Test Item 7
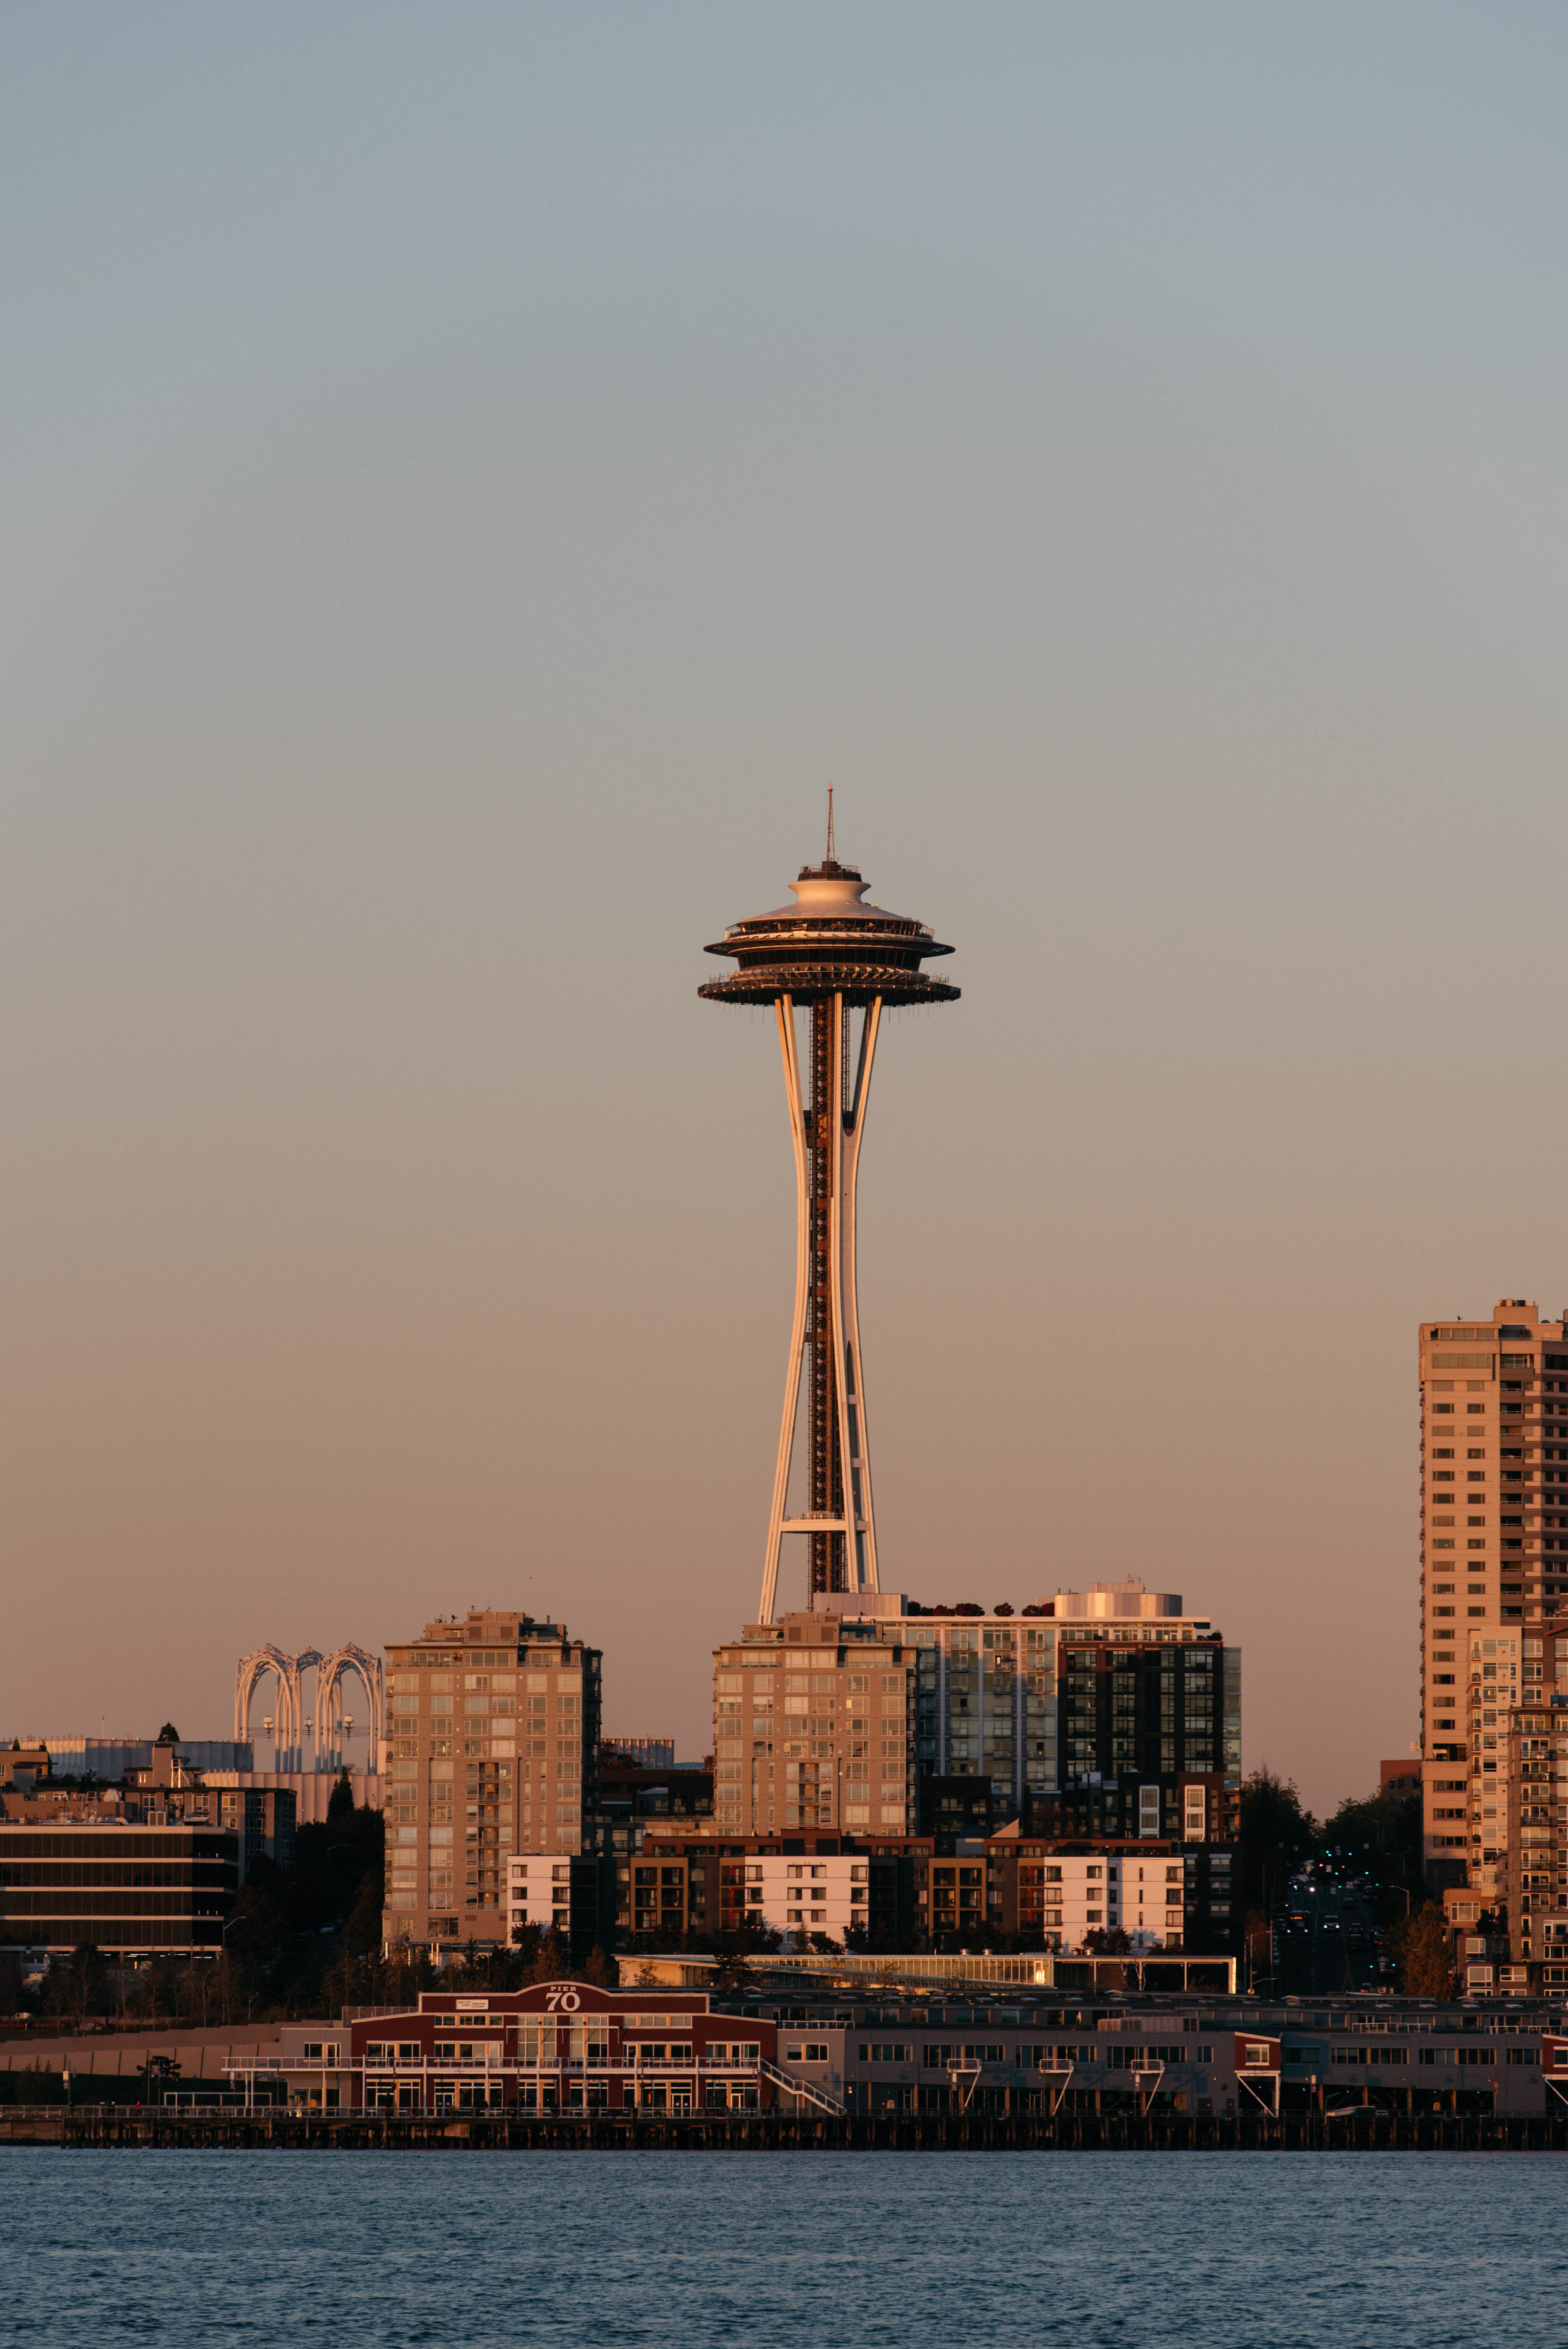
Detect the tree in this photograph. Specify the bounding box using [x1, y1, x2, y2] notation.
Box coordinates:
[1320, 1787, 1421, 1894]
[68, 1944, 111, 2018]
[1242, 1909, 1273, 1990]
[0, 1952, 24, 2016]
[1395, 1902, 1453, 1998]
[531, 1929, 569, 1983]
[156, 1723, 181, 1744]
[711, 1948, 758, 1993]
[137, 2053, 181, 2097]
[1082, 1927, 1131, 1956]
[342, 1867, 385, 1956]
[1239, 1768, 1318, 1916]
[326, 1768, 355, 1826]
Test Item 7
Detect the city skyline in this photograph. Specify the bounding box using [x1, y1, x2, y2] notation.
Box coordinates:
[8, 9, 1568, 1818]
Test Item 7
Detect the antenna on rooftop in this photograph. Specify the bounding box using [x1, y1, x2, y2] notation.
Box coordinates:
[825, 784, 835, 866]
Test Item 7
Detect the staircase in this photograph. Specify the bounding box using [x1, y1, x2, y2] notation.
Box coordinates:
[760, 2058, 846, 2117]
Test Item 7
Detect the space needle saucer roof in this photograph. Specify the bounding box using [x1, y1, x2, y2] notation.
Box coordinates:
[699, 854, 959, 1009]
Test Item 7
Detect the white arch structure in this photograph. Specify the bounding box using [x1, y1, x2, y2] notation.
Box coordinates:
[235, 1645, 322, 1774]
[314, 1644, 383, 1771]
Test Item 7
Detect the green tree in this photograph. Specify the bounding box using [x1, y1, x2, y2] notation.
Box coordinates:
[1395, 1902, 1453, 1998]
[0, 1951, 25, 2015]
[1239, 1768, 1318, 1916]
[326, 1768, 355, 1826]
[509, 1920, 544, 1970]
[711, 1947, 758, 1993]
[137, 2052, 181, 2094]
[342, 1865, 386, 1956]
[531, 1929, 569, 1983]
[68, 1943, 112, 2018]
[1320, 1786, 1421, 1894]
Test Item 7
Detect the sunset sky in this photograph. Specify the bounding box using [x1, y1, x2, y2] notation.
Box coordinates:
[5, 4, 1567, 1815]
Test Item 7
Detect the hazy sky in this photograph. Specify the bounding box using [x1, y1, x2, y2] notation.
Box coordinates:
[4, 5, 1566, 1816]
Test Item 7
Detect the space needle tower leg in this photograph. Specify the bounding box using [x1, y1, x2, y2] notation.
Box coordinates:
[760, 996, 810, 1626]
[758, 991, 883, 1623]
[839, 994, 881, 1593]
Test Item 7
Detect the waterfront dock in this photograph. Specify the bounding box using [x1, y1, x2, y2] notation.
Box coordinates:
[4, 2102, 1567, 2153]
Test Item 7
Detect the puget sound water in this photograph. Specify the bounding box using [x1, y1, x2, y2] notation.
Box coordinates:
[3, 2148, 1566, 2346]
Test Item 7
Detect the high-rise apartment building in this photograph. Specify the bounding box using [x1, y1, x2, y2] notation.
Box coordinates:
[382, 1608, 601, 1949]
[711, 1582, 1239, 1845]
[712, 1604, 914, 1838]
[1500, 1695, 1568, 1982]
[1419, 1300, 1568, 1907]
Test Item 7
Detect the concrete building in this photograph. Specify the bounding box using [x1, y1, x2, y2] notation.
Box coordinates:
[633, 1821, 1234, 1958]
[233, 1981, 784, 2117]
[1499, 1697, 1568, 1983]
[627, 1830, 930, 1949]
[712, 1604, 914, 1838]
[0, 1729, 372, 1825]
[203, 1769, 381, 1827]
[381, 1607, 602, 1951]
[0, 1744, 52, 1790]
[765, 2001, 1555, 2121]
[711, 1583, 1239, 1846]
[1, 1782, 294, 1883]
[9, 1737, 255, 1783]
[590, 1760, 714, 1908]
[1419, 1301, 1568, 1899]
[0, 1818, 238, 1955]
[506, 1852, 616, 1965]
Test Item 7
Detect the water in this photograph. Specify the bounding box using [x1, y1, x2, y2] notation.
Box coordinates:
[3, 2149, 1566, 2345]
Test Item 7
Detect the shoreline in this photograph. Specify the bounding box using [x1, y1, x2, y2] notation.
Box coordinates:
[5, 2108, 1567, 2154]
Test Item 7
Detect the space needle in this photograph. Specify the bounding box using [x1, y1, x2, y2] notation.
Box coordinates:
[700, 798, 959, 1623]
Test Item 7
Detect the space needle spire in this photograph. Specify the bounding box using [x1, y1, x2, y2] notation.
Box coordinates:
[699, 808, 959, 1622]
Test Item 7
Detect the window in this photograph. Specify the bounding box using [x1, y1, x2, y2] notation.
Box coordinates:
[785, 2043, 829, 2063]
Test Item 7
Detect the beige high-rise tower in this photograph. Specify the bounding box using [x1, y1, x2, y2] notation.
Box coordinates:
[381, 1608, 601, 1950]
[1419, 1301, 1568, 1912]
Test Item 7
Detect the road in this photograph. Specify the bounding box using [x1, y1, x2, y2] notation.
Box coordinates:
[1264, 1867, 1397, 1996]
